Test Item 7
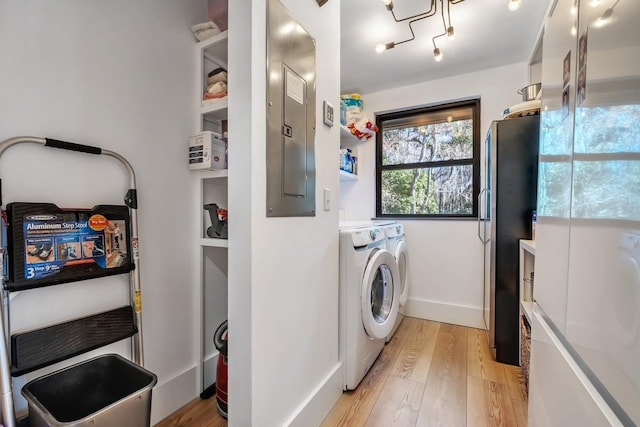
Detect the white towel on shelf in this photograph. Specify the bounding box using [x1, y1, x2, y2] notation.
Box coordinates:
[190, 21, 221, 42]
[208, 71, 228, 86]
[207, 81, 227, 96]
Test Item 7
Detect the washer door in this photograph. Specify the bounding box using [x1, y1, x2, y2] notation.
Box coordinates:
[395, 240, 409, 307]
[361, 249, 400, 339]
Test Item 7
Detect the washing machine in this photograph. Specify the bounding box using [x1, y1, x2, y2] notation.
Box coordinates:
[339, 219, 395, 232]
[339, 226, 400, 390]
[383, 223, 409, 342]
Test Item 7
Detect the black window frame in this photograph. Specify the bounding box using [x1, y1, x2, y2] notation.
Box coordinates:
[375, 98, 481, 219]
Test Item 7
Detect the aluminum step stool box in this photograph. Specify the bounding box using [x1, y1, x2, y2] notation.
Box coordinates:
[188, 131, 227, 170]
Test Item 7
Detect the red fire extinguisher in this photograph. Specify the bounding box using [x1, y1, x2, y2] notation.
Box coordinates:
[214, 320, 228, 419]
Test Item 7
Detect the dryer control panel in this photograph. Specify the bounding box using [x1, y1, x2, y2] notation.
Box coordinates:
[349, 227, 385, 248]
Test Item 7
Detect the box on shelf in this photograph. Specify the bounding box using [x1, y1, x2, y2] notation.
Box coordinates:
[189, 131, 227, 170]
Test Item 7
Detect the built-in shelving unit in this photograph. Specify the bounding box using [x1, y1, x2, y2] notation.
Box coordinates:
[519, 239, 536, 325]
[519, 239, 536, 377]
[194, 28, 229, 393]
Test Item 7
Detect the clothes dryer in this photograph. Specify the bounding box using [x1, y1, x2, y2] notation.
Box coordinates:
[339, 219, 395, 232]
[339, 226, 400, 390]
[383, 223, 409, 342]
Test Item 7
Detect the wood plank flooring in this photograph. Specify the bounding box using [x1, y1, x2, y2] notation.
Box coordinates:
[155, 393, 226, 427]
[155, 317, 527, 427]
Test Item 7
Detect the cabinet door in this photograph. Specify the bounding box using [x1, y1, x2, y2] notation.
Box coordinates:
[528, 310, 622, 427]
[563, 0, 640, 424]
[534, 0, 577, 333]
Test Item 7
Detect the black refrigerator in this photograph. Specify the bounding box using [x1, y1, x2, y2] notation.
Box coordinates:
[479, 114, 539, 365]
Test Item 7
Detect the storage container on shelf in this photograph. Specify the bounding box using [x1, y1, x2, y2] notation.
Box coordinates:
[340, 94, 363, 126]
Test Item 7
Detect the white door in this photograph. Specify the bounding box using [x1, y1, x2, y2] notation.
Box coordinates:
[361, 249, 400, 339]
[394, 241, 409, 307]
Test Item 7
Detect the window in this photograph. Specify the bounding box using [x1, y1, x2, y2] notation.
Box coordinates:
[376, 99, 480, 218]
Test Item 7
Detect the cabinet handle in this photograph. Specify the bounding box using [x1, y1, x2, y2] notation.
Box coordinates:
[477, 188, 487, 244]
[484, 189, 491, 244]
[45, 138, 102, 155]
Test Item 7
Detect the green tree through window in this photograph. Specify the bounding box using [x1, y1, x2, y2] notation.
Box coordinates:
[376, 99, 480, 217]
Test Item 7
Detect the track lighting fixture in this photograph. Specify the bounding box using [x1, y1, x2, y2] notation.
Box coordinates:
[593, 0, 618, 27]
[376, 0, 465, 63]
[508, 0, 522, 11]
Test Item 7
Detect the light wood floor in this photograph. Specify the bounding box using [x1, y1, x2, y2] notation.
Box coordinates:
[156, 317, 527, 427]
[155, 392, 227, 427]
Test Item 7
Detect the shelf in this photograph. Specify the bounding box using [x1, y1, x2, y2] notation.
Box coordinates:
[340, 125, 352, 138]
[520, 239, 536, 255]
[197, 30, 228, 68]
[340, 124, 375, 143]
[200, 238, 229, 248]
[520, 300, 534, 324]
[198, 169, 228, 181]
[201, 98, 228, 122]
[340, 170, 358, 181]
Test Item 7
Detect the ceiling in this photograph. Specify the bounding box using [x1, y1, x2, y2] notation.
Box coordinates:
[340, 0, 550, 94]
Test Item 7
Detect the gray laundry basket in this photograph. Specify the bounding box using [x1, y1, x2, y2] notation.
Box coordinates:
[21, 354, 157, 427]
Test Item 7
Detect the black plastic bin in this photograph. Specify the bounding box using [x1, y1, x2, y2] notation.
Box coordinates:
[21, 354, 157, 427]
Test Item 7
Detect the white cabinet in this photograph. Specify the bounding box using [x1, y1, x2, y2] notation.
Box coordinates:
[194, 31, 229, 391]
[528, 309, 622, 427]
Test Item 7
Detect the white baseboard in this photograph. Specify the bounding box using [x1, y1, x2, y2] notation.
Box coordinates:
[284, 363, 343, 427]
[150, 365, 199, 425]
[405, 297, 485, 329]
[203, 351, 220, 390]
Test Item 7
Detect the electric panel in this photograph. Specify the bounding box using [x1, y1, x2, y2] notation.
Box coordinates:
[266, 0, 316, 217]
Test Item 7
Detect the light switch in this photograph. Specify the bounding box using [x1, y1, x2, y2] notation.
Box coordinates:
[324, 188, 331, 211]
[323, 101, 334, 127]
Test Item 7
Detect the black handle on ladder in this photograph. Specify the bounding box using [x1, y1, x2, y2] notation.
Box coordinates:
[45, 138, 102, 155]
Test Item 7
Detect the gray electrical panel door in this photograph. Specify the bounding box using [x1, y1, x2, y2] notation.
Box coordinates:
[266, 0, 316, 217]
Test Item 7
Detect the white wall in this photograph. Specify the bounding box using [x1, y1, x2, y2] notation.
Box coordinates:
[340, 62, 530, 328]
[228, 0, 341, 425]
[0, 1, 205, 423]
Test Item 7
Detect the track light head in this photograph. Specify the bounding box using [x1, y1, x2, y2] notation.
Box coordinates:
[381, 0, 394, 11]
[508, 0, 522, 11]
[594, 7, 614, 27]
[433, 47, 443, 62]
[447, 26, 455, 41]
[375, 42, 395, 53]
